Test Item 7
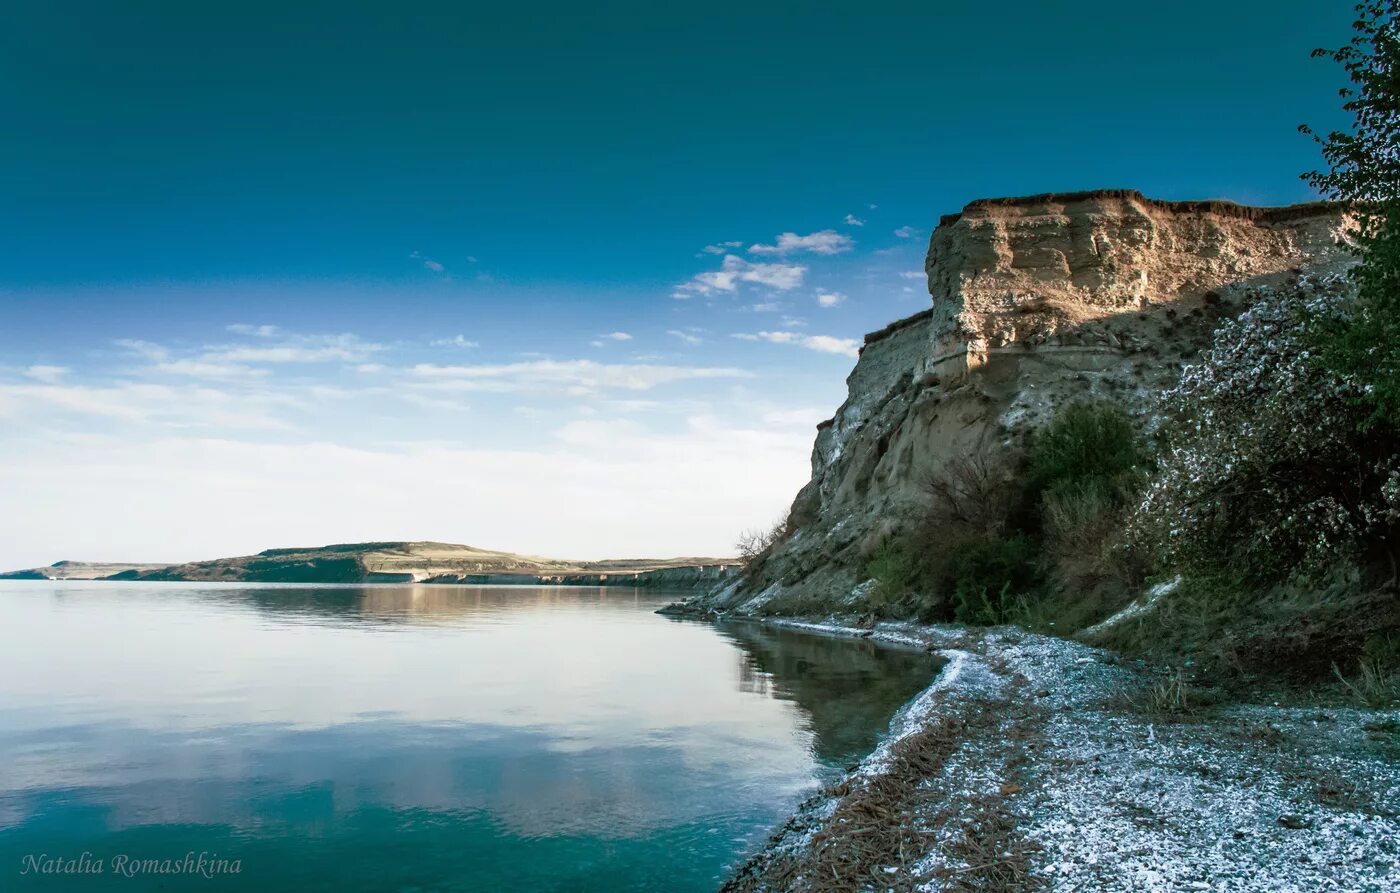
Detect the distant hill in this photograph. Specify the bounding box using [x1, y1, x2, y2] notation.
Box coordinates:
[1, 542, 738, 588]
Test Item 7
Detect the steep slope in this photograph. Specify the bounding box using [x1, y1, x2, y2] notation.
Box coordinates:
[704, 190, 1356, 611]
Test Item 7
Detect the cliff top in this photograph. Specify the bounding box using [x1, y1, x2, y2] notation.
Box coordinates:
[936, 188, 1344, 228]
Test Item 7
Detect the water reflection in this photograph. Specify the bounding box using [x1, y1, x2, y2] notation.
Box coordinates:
[0, 583, 934, 892]
[719, 623, 942, 767]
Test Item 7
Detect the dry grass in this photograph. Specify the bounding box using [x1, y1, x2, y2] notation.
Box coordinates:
[724, 715, 977, 893]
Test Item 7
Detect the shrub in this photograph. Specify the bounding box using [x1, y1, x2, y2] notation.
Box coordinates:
[1026, 400, 1146, 502]
[918, 442, 1025, 537]
[1131, 281, 1400, 583]
[939, 534, 1039, 625]
[865, 542, 919, 615]
[1335, 633, 1400, 707]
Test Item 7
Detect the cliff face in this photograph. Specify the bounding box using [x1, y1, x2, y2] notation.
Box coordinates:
[710, 190, 1356, 611]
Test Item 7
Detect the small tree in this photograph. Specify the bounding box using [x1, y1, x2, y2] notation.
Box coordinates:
[736, 512, 788, 565]
[1131, 279, 1400, 583]
[1303, 1, 1400, 424]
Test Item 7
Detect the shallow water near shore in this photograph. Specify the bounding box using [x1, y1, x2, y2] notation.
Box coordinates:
[0, 582, 936, 891]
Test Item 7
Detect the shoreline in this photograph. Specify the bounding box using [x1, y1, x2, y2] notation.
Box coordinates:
[696, 612, 1400, 892]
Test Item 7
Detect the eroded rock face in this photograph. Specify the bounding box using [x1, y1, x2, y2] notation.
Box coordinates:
[926, 190, 1353, 377]
[705, 190, 1356, 612]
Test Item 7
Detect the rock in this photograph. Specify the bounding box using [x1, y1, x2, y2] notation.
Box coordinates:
[1278, 814, 1308, 830]
[701, 190, 1356, 614]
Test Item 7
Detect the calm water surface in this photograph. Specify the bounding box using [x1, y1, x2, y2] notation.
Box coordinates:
[0, 582, 936, 892]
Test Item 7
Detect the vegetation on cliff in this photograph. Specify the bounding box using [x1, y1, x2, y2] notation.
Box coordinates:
[731, 6, 1400, 703]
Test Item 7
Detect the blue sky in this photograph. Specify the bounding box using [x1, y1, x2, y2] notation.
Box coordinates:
[0, 1, 1356, 566]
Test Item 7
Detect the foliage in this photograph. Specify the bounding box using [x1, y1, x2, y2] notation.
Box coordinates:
[1131, 280, 1400, 583]
[939, 534, 1039, 625]
[1304, 2, 1400, 425]
[865, 541, 920, 613]
[1335, 633, 1400, 706]
[1026, 400, 1147, 503]
[918, 443, 1025, 537]
[736, 511, 788, 565]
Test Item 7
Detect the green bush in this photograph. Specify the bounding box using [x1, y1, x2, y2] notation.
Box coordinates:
[940, 534, 1039, 625]
[1026, 400, 1146, 502]
[865, 542, 919, 615]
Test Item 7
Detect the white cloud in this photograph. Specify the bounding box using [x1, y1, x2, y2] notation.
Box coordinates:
[202, 333, 384, 365]
[816, 292, 846, 308]
[899, 270, 925, 280]
[732, 331, 861, 357]
[0, 381, 299, 430]
[750, 301, 783, 312]
[701, 240, 744, 255]
[410, 250, 447, 273]
[748, 230, 853, 256]
[226, 324, 281, 337]
[153, 360, 269, 380]
[22, 365, 69, 384]
[843, 214, 865, 227]
[667, 330, 703, 346]
[600, 332, 632, 341]
[115, 339, 170, 362]
[894, 226, 921, 239]
[432, 335, 480, 348]
[675, 254, 807, 297]
[406, 359, 751, 394]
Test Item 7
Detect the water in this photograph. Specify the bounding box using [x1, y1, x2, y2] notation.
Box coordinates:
[0, 582, 937, 892]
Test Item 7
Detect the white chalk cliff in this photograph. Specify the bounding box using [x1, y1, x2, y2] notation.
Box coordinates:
[717, 189, 1357, 610]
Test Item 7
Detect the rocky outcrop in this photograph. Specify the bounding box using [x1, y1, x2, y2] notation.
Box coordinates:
[697, 190, 1357, 612]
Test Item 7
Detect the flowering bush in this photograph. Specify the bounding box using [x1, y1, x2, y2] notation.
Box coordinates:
[1132, 277, 1400, 582]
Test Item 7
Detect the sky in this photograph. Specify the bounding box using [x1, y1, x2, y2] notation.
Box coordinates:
[0, 0, 1357, 567]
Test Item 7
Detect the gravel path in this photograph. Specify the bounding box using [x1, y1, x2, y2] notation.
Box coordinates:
[722, 621, 1399, 892]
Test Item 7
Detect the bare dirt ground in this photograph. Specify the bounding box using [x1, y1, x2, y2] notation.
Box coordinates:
[722, 622, 1399, 893]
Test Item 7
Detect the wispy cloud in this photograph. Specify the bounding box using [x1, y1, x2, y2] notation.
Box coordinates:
[410, 250, 446, 273]
[153, 360, 269, 380]
[899, 270, 925, 280]
[115, 339, 170, 362]
[732, 331, 861, 357]
[226, 324, 281, 337]
[674, 254, 807, 298]
[748, 229, 853, 256]
[667, 330, 703, 346]
[406, 359, 751, 394]
[203, 333, 383, 364]
[0, 380, 300, 430]
[701, 240, 744, 255]
[843, 214, 865, 227]
[894, 226, 922, 239]
[816, 292, 845, 308]
[22, 365, 69, 384]
[431, 335, 480, 348]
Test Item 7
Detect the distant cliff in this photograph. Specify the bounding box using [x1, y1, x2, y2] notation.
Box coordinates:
[4, 542, 737, 588]
[695, 189, 1356, 612]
